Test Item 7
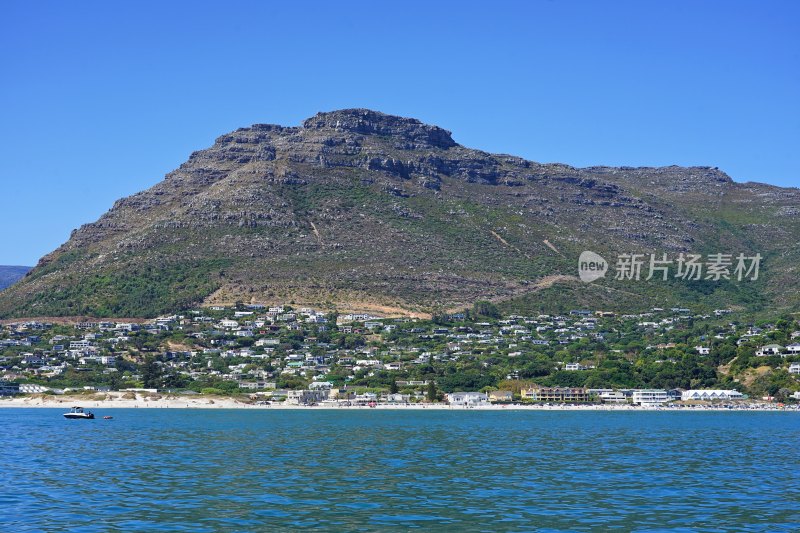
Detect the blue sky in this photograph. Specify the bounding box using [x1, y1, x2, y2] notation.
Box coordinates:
[1, 0, 798, 265]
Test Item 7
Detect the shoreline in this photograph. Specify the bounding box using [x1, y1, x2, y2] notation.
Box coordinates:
[1, 395, 796, 412]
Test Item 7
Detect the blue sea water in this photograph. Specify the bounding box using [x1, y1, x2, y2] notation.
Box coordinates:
[0, 409, 798, 532]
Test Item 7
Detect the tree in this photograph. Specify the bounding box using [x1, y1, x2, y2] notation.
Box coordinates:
[141, 356, 162, 389]
[472, 301, 500, 319]
[107, 371, 122, 391]
[426, 381, 437, 402]
[389, 381, 399, 394]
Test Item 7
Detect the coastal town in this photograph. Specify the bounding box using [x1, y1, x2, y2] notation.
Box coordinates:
[2, 303, 799, 409]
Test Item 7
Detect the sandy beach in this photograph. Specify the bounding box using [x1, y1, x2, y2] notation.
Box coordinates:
[0, 392, 795, 412]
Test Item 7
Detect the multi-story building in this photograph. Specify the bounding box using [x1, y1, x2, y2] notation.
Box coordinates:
[521, 385, 589, 402]
[632, 389, 670, 406]
[0, 381, 20, 395]
[447, 392, 489, 406]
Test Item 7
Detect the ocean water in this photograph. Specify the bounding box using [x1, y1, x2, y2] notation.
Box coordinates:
[0, 409, 798, 532]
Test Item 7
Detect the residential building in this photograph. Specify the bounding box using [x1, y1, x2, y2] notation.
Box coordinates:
[19, 383, 49, 394]
[0, 381, 20, 395]
[447, 392, 489, 406]
[521, 385, 589, 403]
[756, 344, 784, 356]
[593, 390, 626, 403]
[681, 390, 745, 401]
[565, 362, 590, 371]
[632, 389, 670, 406]
[387, 393, 411, 403]
[286, 389, 328, 405]
[238, 381, 275, 390]
[69, 340, 91, 350]
[488, 390, 513, 402]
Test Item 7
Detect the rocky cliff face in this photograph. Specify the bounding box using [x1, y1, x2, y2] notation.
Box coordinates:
[1, 109, 798, 318]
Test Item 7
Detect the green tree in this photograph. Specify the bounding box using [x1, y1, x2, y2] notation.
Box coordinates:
[426, 381, 437, 402]
[141, 356, 161, 389]
[472, 301, 500, 319]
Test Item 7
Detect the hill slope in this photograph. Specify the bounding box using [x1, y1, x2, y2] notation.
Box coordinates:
[1, 109, 798, 318]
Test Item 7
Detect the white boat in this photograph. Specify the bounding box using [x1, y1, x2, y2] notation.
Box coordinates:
[63, 406, 95, 420]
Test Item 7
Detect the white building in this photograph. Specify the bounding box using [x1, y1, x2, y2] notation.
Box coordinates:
[632, 389, 670, 406]
[756, 344, 784, 357]
[286, 389, 329, 405]
[597, 390, 627, 403]
[19, 383, 50, 393]
[681, 389, 745, 401]
[695, 346, 710, 355]
[69, 340, 91, 350]
[446, 392, 488, 406]
[387, 393, 411, 403]
[239, 381, 276, 390]
[787, 363, 800, 375]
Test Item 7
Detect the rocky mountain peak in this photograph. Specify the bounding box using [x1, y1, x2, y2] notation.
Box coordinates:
[2, 110, 798, 319]
[302, 108, 457, 149]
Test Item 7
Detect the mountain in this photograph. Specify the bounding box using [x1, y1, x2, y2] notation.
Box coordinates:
[1, 109, 798, 318]
[0, 266, 31, 291]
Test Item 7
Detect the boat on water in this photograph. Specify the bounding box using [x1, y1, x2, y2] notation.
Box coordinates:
[63, 406, 95, 420]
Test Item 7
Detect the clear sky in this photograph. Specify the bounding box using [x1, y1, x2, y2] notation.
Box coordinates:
[1, 0, 798, 265]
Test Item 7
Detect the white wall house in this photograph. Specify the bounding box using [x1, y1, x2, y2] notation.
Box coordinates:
[447, 392, 488, 406]
[598, 390, 627, 403]
[286, 389, 328, 405]
[681, 390, 745, 401]
[632, 389, 670, 406]
[756, 344, 784, 356]
[19, 383, 50, 393]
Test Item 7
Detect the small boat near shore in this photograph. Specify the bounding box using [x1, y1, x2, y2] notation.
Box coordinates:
[63, 406, 95, 420]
